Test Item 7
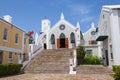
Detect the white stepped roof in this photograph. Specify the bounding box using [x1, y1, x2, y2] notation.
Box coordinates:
[103, 5, 120, 9]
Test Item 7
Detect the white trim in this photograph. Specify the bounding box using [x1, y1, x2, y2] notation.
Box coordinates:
[15, 43, 19, 45]
[0, 18, 25, 32]
[3, 40, 8, 42]
[22, 32, 25, 53]
[0, 45, 22, 53]
[50, 19, 75, 33]
[84, 27, 96, 36]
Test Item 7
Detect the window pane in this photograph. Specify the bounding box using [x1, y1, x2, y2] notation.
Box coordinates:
[15, 34, 19, 43]
[51, 34, 55, 44]
[3, 28, 8, 40]
[86, 50, 92, 55]
[70, 32, 75, 43]
[9, 52, 12, 58]
[9, 52, 12, 63]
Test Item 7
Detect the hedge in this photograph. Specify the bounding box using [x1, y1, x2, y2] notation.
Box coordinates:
[0, 64, 23, 77]
[84, 55, 101, 65]
[112, 65, 120, 80]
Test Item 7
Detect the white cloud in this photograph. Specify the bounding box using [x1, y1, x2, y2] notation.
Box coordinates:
[80, 16, 94, 23]
[67, 4, 97, 25]
[68, 4, 92, 15]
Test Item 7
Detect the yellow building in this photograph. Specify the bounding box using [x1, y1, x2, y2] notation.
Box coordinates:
[0, 15, 29, 64]
[23, 34, 29, 62]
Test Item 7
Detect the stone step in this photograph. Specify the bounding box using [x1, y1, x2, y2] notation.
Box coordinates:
[25, 69, 69, 74]
[24, 49, 72, 74]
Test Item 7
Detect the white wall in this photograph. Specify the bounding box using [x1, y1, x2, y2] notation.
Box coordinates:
[48, 20, 76, 49]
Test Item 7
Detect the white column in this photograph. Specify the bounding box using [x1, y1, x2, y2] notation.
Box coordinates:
[69, 58, 76, 74]
[28, 44, 33, 61]
[35, 33, 38, 45]
[46, 32, 49, 49]
[73, 49, 77, 67]
[97, 42, 102, 58]
[110, 10, 120, 65]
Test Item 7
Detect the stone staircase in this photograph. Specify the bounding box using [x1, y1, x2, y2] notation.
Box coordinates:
[24, 49, 72, 74]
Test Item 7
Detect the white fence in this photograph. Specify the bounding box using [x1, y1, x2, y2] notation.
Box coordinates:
[22, 43, 43, 69]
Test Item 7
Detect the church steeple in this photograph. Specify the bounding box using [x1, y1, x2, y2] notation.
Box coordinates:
[76, 22, 80, 30]
[91, 22, 95, 28]
[60, 12, 64, 19]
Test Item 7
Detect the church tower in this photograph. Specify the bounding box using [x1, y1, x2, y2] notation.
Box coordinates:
[41, 17, 51, 34]
[41, 17, 51, 49]
[75, 22, 81, 46]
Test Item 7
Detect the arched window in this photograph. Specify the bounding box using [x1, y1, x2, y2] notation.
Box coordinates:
[51, 34, 55, 44]
[70, 32, 75, 43]
[60, 33, 65, 39]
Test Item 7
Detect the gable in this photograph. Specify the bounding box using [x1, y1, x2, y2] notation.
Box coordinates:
[49, 19, 75, 33]
[84, 27, 96, 41]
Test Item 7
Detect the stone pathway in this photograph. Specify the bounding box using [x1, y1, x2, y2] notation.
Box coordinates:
[0, 65, 114, 80]
[0, 74, 114, 80]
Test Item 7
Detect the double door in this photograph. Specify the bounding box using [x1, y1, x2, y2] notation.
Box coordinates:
[57, 38, 68, 48]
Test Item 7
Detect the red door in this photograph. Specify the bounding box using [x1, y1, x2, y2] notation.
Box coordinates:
[65, 38, 68, 48]
[57, 39, 60, 48]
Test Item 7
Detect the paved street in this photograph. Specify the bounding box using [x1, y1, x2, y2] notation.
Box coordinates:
[0, 65, 114, 80]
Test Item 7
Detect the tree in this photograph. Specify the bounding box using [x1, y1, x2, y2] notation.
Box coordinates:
[76, 46, 86, 65]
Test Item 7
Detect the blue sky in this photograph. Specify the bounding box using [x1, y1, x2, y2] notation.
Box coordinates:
[0, 0, 120, 34]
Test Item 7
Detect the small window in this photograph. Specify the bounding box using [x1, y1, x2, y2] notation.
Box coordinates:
[91, 31, 96, 35]
[110, 45, 113, 59]
[60, 33, 65, 39]
[9, 52, 12, 58]
[86, 50, 92, 55]
[8, 52, 12, 64]
[51, 34, 55, 44]
[89, 40, 97, 45]
[3, 28, 8, 41]
[15, 34, 19, 44]
[70, 32, 75, 43]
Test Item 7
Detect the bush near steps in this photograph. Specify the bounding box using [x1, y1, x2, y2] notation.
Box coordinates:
[112, 65, 120, 80]
[0, 64, 22, 77]
[84, 55, 101, 65]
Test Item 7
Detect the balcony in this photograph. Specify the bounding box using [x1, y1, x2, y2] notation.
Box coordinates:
[96, 31, 108, 41]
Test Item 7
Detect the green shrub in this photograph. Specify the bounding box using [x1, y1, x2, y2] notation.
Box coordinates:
[84, 55, 101, 65]
[113, 65, 120, 72]
[0, 64, 22, 77]
[76, 46, 86, 65]
[112, 65, 120, 80]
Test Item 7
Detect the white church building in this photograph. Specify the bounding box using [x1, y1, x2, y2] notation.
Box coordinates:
[38, 13, 82, 49]
[96, 5, 120, 66]
[33, 5, 120, 67]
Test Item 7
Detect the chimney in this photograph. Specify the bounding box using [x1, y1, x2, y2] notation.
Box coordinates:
[3, 15, 12, 23]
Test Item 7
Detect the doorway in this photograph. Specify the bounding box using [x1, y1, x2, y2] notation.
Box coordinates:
[44, 43, 47, 49]
[60, 38, 65, 48]
[105, 50, 109, 66]
[0, 51, 3, 64]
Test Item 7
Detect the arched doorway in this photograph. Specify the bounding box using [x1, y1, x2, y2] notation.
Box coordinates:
[57, 33, 68, 48]
[60, 33, 65, 48]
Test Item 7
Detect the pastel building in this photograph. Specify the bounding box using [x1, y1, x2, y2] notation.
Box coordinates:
[96, 5, 120, 66]
[84, 22, 102, 57]
[38, 13, 83, 49]
[0, 15, 29, 64]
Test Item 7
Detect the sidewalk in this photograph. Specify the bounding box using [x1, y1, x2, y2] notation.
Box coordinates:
[0, 65, 114, 80]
